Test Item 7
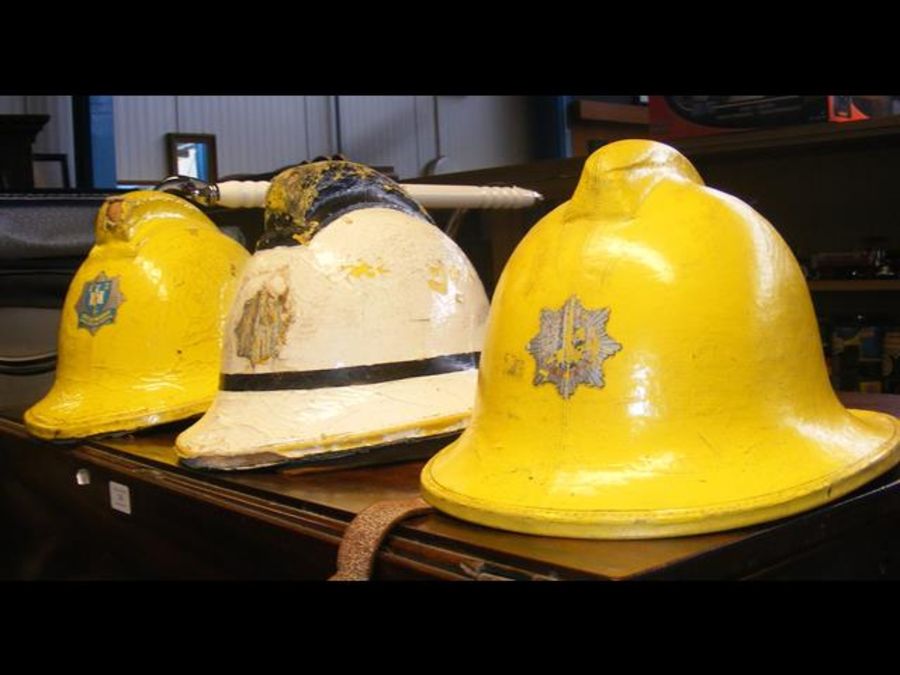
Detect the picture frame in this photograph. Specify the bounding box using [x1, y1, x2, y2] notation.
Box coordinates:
[32, 153, 71, 189]
[115, 179, 161, 190]
[165, 133, 217, 183]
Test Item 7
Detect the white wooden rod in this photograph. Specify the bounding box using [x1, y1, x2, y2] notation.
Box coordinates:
[215, 181, 543, 210]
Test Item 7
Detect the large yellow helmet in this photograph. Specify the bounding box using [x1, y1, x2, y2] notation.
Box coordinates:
[176, 160, 489, 470]
[421, 139, 900, 539]
[25, 191, 249, 440]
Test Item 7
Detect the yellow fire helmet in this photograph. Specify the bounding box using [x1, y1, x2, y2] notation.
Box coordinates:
[421, 139, 900, 539]
[176, 160, 489, 470]
[24, 191, 249, 440]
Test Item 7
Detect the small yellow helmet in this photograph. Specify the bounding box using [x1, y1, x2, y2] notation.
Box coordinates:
[176, 160, 489, 470]
[421, 139, 900, 539]
[25, 191, 249, 440]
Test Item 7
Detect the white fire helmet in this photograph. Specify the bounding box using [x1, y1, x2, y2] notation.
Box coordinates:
[176, 160, 489, 469]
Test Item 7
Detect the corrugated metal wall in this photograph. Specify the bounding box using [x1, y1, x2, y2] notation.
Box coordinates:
[113, 95, 533, 182]
[337, 96, 424, 178]
[176, 96, 319, 176]
[115, 95, 334, 181]
[113, 96, 176, 181]
[438, 96, 533, 173]
[0, 97, 26, 114]
[1, 95, 535, 186]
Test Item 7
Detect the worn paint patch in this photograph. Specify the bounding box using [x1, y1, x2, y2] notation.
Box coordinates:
[504, 353, 525, 377]
[235, 279, 293, 366]
[526, 296, 621, 399]
[427, 261, 463, 294]
[342, 260, 389, 279]
[427, 261, 448, 293]
[104, 198, 125, 229]
[75, 271, 126, 335]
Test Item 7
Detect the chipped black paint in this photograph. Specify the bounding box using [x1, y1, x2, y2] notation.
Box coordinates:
[257, 160, 434, 250]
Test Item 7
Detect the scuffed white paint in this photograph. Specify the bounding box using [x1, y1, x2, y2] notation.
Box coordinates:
[178, 207, 489, 462]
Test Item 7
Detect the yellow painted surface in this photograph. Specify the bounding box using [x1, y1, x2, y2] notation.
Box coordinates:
[427, 261, 449, 293]
[421, 139, 900, 539]
[25, 191, 249, 440]
[343, 260, 389, 279]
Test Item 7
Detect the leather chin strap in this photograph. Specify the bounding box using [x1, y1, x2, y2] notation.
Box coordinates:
[330, 497, 433, 581]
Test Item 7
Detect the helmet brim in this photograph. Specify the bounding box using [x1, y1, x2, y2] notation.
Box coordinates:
[176, 370, 477, 470]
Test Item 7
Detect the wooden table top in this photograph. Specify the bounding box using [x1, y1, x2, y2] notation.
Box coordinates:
[3, 391, 899, 580]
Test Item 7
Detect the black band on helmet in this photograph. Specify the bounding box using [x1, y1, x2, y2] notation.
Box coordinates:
[220, 352, 479, 391]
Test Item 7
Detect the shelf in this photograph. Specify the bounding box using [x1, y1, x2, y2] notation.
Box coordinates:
[404, 116, 900, 292]
[406, 116, 900, 202]
[808, 280, 900, 292]
[570, 100, 649, 125]
[669, 115, 900, 159]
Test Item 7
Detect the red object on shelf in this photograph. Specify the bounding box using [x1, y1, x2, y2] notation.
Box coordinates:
[649, 96, 828, 140]
[649, 96, 897, 140]
[828, 96, 878, 122]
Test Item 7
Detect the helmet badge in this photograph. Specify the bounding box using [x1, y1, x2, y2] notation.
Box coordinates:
[75, 272, 126, 335]
[527, 295, 621, 399]
[235, 282, 293, 366]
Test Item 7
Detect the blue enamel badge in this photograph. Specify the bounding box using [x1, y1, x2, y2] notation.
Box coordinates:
[75, 272, 126, 335]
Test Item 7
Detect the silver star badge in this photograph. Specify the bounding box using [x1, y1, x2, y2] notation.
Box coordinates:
[527, 296, 621, 399]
